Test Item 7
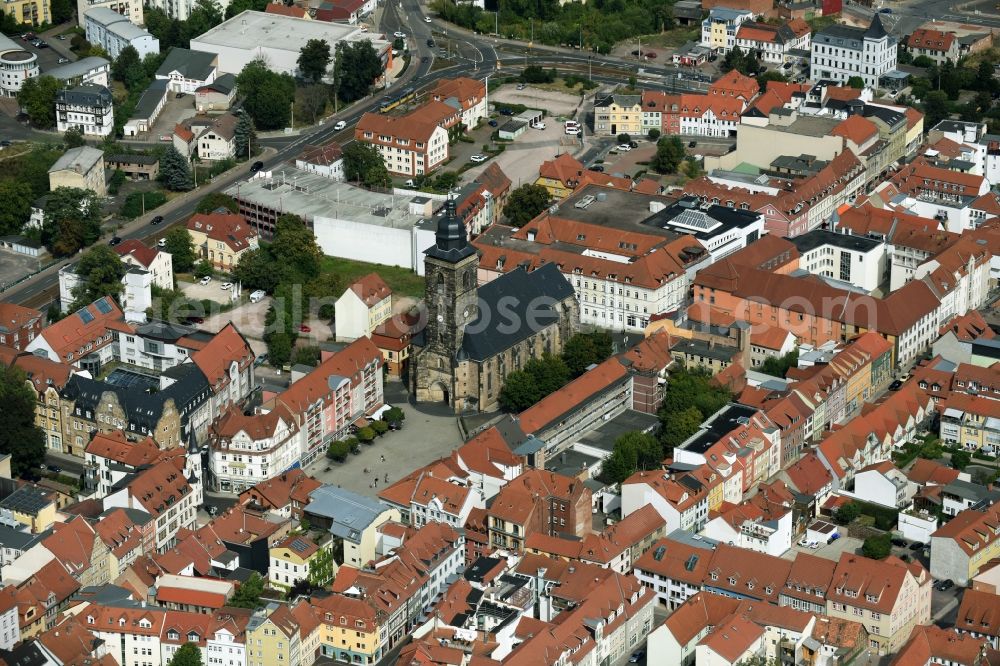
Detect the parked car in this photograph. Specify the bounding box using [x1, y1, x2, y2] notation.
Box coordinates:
[57, 57, 69, 64]
[48, 465, 61, 474]
[488, 119, 498, 127]
[782, 62, 793, 69]
[588, 164, 604, 172]
[388, 421, 403, 431]
[108, 236, 122, 246]
[424, 15, 431, 22]
[157, 238, 167, 248]
[879, 7, 892, 13]
[187, 316, 204, 324]
[888, 379, 903, 391]
[57, 34, 66, 40]
[937, 579, 954, 591]
[628, 651, 644, 664]
[250, 160, 264, 172]
[199, 276, 212, 285]
[644, 52, 657, 59]
[688, 140, 697, 148]
[299, 324, 311, 333]
[516, 83, 526, 90]
[393, 31, 407, 38]
[909, 542, 923, 551]
[427, 38, 435, 47]
[616, 144, 632, 152]
[176, 92, 186, 98]
[499, 108, 514, 116]
[220, 282, 233, 290]
[565, 127, 580, 135]
[470, 154, 488, 163]
[150, 215, 164, 225]
[333, 120, 346, 131]
[532, 122, 546, 130]
[891, 538, 907, 547]
[629, 140, 638, 148]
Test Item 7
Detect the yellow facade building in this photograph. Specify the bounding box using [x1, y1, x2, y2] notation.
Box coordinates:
[185, 212, 259, 271]
[594, 93, 642, 137]
[246, 603, 301, 666]
[2, 0, 50, 25]
[315, 594, 382, 664]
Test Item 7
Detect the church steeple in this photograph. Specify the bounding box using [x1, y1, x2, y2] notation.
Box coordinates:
[425, 197, 476, 262]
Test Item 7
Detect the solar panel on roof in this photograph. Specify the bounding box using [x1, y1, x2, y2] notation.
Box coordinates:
[290, 539, 309, 552]
[95, 297, 114, 314]
[78, 309, 95, 324]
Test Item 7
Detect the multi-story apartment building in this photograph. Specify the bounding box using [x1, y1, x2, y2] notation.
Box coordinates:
[0, 35, 39, 97]
[1, 0, 49, 25]
[84, 429, 174, 498]
[268, 535, 323, 591]
[48, 145, 106, 196]
[734, 18, 811, 64]
[811, 15, 897, 89]
[429, 76, 487, 129]
[906, 28, 959, 65]
[790, 228, 887, 292]
[272, 337, 384, 466]
[622, 470, 710, 533]
[355, 104, 450, 176]
[83, 7, 158, 59]
[0, 303, 42, 350]
[825, 552, 931, 655]
[940, 393, 1000, 453]
[334, 273, 392, 341]
[55, 84, 113, 137]
[209, 405, 300, 493]
[78, 602, 166, 666]
[185, 212, 259, 271]
[13, 353, 75, 454]
[931, 503, 1000, 585]
[76, 0, 142, 26]
[701, 8, 752, 53]
[486, 469, 592, 552]
[594, 93, 641, 136]
[114, 239, 173, 291]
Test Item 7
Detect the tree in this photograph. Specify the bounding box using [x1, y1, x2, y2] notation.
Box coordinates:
[757, 70, 788, 91]
[233, 247, 278, 293]
[525, 354, 570, 395]
[236, 58, 296, 130]
[659, 405, 703, 454]
[224, 0, 267, 17]
[951, 449, 972, 471]
[297, 84, 329, 124]
[167, 643, 203, 666]
[195, 192, 239, 214]
[298, 38, 332, 83]
[158, 146, 194, 191]
[70, 245, 127, 311]
[835, 501, 861, 525]
[498, 370, 540, 412]
[186, 0, 224, 38]
[371, 420, 389, 436]
[847, 76, 865, 89]
[112, 45, 146, 90]
[384, 406, 405, 423]
[862, 533, 892, 560]
[650, 136, 686, 174]
[918, 438, 944, 461]
[63, 126, 85, 148]
[504, 183, 550, 226]
[331, 40, 383, 104]
[229, 572, 265, 608]
[163, 226, 197, 273]
[108, 169, 127, 195]
[291, 345, 321, 367]
[194, 259, 214, 279]
[17, 76, 61, 128]
[600, 431, 663, 483]
[0, 364, 46, 477]
[266, 330, 293, 367]
[308, 546, 335, 586]
[357, 426, 376, 443]
[272, 214, 322, 282]
[0, 180, 35, 236]
[233, 113, 257, 161]
[922, 90, 951, 132]
[42, 187, 102, 257]
[50, 0, 74, 24]
[617, 133, 631, 144]
[562, 330, 613, 377]
[343, 142, 390, 189]
[757, 349, 799, 378]
[327, 439, 349, 461]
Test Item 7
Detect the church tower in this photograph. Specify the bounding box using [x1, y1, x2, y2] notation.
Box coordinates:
[412, 198, 479, 408]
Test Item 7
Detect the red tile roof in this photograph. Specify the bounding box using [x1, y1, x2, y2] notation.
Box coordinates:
[348, 272, 392, 306]
[264, 3, 306, 17]
[126, 457, 193, 519]
[932, 504, 1000, 557]
[907, 28, 955, 52]
[210, 404, 296, 446]
[517, 357, 629, 434]
[828, 552, 924, 614]
[37, 297, 123, 362]
[85, 430, 164, 467]
[239, 468, 322, 512]
[892, 625, 996, 665]
[14, 352, 74, 394]
[832, 115, 880, 145]
[156, 585, 229, 609]
[185, 213, 258, 253]
[275, 336, 381, 416]
[0, 303, 41, 335]
[907, 458, 961, 486]
[537, 152, 585, 187]
[114, 239, 161, 269]
[699, 611, 764, 662]
[431, 77, 486, 111]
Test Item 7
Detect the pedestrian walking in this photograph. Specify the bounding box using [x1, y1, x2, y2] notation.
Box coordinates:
[374, 478, 379, 488]
[384, 473, 388, 483]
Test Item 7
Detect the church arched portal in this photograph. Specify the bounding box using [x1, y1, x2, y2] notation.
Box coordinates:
[428, 381, 450, 405]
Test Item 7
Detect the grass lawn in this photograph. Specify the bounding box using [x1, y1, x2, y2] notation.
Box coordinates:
[640, 27, 699, 49]
[320, 256, 426, 298]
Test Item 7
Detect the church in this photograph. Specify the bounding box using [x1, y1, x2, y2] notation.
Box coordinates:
[411, 199, 578, 413]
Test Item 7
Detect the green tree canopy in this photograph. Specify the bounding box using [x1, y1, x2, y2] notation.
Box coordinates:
[112, 45, 147, 90]
[499, 354, 571, 412]
[561, 330, 613, 377]
[158, 146, 194, 191]
[167, 642, 203, 666]
[650, 136, 686, 174]
[229, 572, 265, 608]
[504, 183, 550, 226]
[63, 126, 85, 148]
[42, 187, 102, 257]
[847, 76, 865, 89]
[0, 364, 46, 476]
[332, 40, 383, 103]
[298, 38, 332, 83]
[233, 113, 257, 160]
[951, 449, 972, 471]
[237, 58, 296, 130]
[195, 192, 239, 214]
[70, 245, 127, 311]
[862, 533, 892, 560]
[272, 214, 323, 283]
[922, 90, 951, 131]
[343, 142, 390, 189]
[308, 546, 335, 586]
[0, 180, 35, 236]
[18, 76, 61, 128]
[600, 431, 664, 483]
[757, 349, 799, 378]
[835, 501, 861, 525]
[233, 247, 279, 293]
[266, 330, 293, 367]
[498, 370, 539, 412]
[163, 226, 197, 274]
[659, 405, 703, 454]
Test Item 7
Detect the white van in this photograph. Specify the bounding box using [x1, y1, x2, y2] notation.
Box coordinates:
[249, 289, 266, 303]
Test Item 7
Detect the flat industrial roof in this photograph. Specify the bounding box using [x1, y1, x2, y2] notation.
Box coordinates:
[192, 9, 387, 52]
[790, 229, 882, 254]
[226, 166, 427, 228]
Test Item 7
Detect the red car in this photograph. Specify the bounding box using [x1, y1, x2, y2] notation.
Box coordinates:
[299, 324, 311, 333]
[645, 52, 657, 59]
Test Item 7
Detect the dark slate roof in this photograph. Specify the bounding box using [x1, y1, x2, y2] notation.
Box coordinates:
[865, 14, 888, 39]
[134, 319, 197, 343]
[106, 154, 159, 165]
[61, 364, 211, 434]
[56, 84, 112, 107]
[0, 642, 47, 666]
[200, 72, 235, 94]
[132, 79, 168, 119]
[0, 523, 49, 551]
[156, 47, 217, 82]
[789, 229, 882, 253]
[458, 262, 574, 362]
[863, 104, 905, 128]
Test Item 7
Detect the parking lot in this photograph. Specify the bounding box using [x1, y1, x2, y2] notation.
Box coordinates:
[782, 535, 864, 561]
[463, 119, 582, 187]
[15, 33, 74, 72]
[148, 94, 198, 139]
[0, 250, 42, 291]
[490, 84, 583, 119]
